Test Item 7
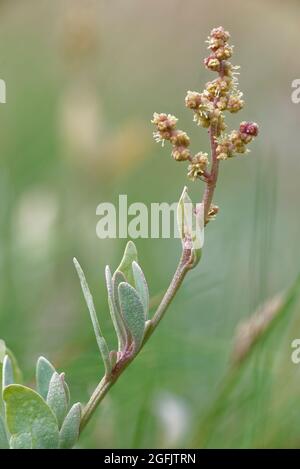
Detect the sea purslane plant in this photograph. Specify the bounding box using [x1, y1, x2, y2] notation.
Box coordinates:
[0, 27, 258, 449]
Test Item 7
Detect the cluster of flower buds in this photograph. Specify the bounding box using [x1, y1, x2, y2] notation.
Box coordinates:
[152, 26, 259, 213]
[152, 112, 191, 162]
[216, 121, 259, 160]
[184, 27, 245, 136]
[152, 112, 210, 180]
[187, 152, 209, 181]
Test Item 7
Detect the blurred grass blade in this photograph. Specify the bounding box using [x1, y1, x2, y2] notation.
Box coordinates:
[192, 273, 300, 447]
[232, 294, 283, 365]
[73, 258, 111, 375]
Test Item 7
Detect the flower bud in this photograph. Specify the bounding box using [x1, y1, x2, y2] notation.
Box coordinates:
[185, 91, 202, 109]
[239, 121, 259, 137]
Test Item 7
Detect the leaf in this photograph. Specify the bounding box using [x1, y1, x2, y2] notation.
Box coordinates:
[73, 258, 111, 375]
[6, 348, 23, 384]
[47, 372, 68, 428]
[106, 266, 127, 352]
[36, 356, 56, 400]
[0, 341, 5, 414]
[0, 340, 5, 363]
[116, 241, 138, 285]
[118, 282, 145, 352]
[132, 261, 149, 320]
[59, 403, 81, 449]
[0, 414, 9, 449]
[10, 433, 32, 449]
[177, 186, 204, 262]
[113, 271, 127, 318]
[2, 355, 14, 389]
[3, 384, 59, 449]
[60, 373, 70, 407]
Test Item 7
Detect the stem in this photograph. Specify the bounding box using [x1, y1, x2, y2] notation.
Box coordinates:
[145, 247, 193, 335]
[203, 125, 219, 222]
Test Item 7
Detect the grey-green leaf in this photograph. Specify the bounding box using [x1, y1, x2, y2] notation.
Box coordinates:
[132, 261, 149, 319]
[36, 356, 56, 400]
[106, 266, 127, 351]
[10, 433, 32, 449]
[73, 258, 111, 375]
[60, 373, 70, 407]
[113, 271, 127, 318]
[59, 402, 81, 449]
[2, 355, 14, 389]
[47, 372, 68, 428]
[0, 415, 9, 449]
[0, 340, 5, 363]
[116, 241, 138, 285]
[6, 348, 22, 384]
[118, 282, 145, 352]
[3, 384, 59, 449]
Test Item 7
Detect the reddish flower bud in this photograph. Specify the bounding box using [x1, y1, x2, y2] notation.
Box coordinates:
[239, 121, 259, 137]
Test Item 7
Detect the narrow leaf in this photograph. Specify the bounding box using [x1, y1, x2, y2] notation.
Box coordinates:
[47, 372, 68, 428]
[3, 384, 59, 449]
[132, 261, 149, 319]
[116, 241, 138, 285]
[36, 356, 56, 400]
[0, 415, 9, 449]
[59, 402, 81, 449]
[6, 348, 23, 384]
[0, 340, 5, 363]
[2, 355, 14, 389]
[106, 266, 127, 351]
[73, 258, 111, 374]
[118, 282, 145, 352]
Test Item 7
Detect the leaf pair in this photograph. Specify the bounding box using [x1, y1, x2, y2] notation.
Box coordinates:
[177, 186, 204, 264]
[108, 241, 149, 354]
[74, 241, 150, 375]
[1, 352, 81, 449]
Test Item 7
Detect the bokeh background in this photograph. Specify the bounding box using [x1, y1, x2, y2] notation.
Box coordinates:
[1, 0, 300, 448]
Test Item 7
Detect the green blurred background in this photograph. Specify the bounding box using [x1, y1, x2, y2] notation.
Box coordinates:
[1, 0, 300, 448]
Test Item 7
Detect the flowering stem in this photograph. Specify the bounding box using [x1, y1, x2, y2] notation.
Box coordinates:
[80, 96, 222, 443]
[80, 26, 259, 439]
[203, 124, 219, 222]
